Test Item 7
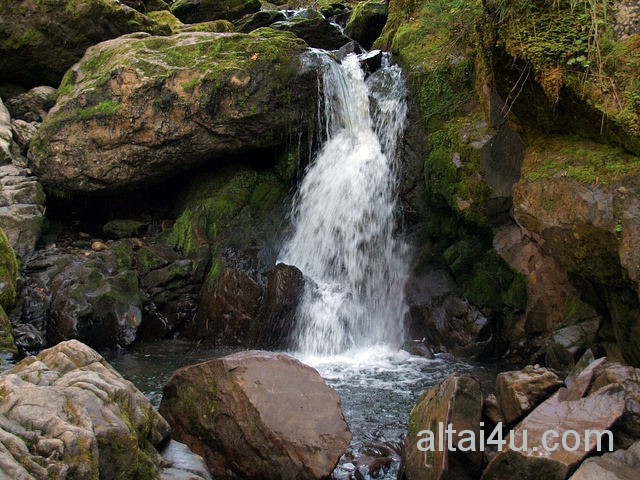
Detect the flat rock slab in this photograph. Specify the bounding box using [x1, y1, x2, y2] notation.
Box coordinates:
[160, 350, 352, 480]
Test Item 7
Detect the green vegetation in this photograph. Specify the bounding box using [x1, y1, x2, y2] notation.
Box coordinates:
[0, 228, 18, 311]
[523, 135, 640, 185]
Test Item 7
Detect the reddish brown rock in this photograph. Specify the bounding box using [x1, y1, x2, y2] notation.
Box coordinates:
[399, 373, 483, 480]
[569, 441, 640, 480]
[159, 350, 352, 480]
[496, 365, 563, 425]
[482, 381, 627, 479]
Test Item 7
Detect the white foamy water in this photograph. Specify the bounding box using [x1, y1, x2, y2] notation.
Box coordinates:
[279, 52, 410, 355]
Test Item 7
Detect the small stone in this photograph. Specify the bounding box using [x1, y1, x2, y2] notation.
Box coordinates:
[91, 241, 108, 252]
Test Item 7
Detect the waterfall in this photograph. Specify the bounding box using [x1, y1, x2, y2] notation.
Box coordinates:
[279, 51, 410, 355]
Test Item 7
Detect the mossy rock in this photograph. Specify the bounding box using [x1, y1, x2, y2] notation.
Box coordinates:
[28, 29, 316, 193]
[344, 0, 387, 49]
[0, 305, 17, 356]
[180, 19, 235, 32]
[234, 10, 286, 33]
[0, 227, 18, 310]
[171, 0, 261, 23]
[0, 0, 171, 87]
[147, 9, 184, 32]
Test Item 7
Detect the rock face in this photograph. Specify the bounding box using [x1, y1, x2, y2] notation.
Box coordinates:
[0, 163, 46, 258]
[160, 350, 352, 480]
[0, 0, 171, 87]
[171, 0, 261, 23]
[495, 365, 564, 425]
[344, 0, 388, 49]
[28, 29, 316, 193]
[404, 268, 492, 358]
[399, 373, 483, 480]
[0, 340, 171, 479]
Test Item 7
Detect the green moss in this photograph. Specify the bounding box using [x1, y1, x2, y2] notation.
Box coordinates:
[522, 135, 640, 186]
[76, 100, 121, 120]
[180, 20, 235, 33]
[0, 305, 17, 355]
[3, 27, 45, 49]
[147, 10, 184, 33]
[0, 228, 18, 311]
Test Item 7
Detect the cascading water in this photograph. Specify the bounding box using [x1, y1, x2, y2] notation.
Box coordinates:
[279, 51, 410, 355]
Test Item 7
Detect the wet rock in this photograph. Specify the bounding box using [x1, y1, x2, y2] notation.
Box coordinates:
[344, 0, 388, 50]
[569, 440, 640, 480]
[248, 263, 305, 349]
[29, 30, 315, 193]
[338, 40, 365, 61]
[360, 49, 383, 74]
[160, 350, 352, 479]
[0, 163, 46, 258]
[4, 86, 56, 123]
[0, 227, 18, 310]
[0, 340, 170, 479]
[405, 269, 492, 358]
[190, 268, 262, 345]
[0, 0, 170, 87]
[496, 365, 564, 425]
[399, 373, 483, 480]
[21, 243, 143, 350]
[271, 14, 352, 50]
[159, 440, 212, 480]
[401, 339, 436, 359]
[0, 97, 12, 164]
[234, 9, 286, 32]
[170, 0, 260, 23]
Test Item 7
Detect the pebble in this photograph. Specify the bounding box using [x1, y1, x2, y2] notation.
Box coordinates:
[91, 241, 108, 252]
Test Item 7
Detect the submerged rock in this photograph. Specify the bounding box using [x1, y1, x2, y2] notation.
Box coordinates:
[160, 350, 352, 479]
[28, 29, 316, 193]
[0, 340, 171, 479]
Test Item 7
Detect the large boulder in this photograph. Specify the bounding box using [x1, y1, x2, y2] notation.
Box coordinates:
[0, 0, 171, 87]
[159, 350, 352, 479]
[495, 365, 564, 425]
[171, 0, 261, 23]
[399, 373, 483, 480]
[0, 163, 46, 259]
[28, 29, 316, 193]
[271, 11, 351, 50]
[0, 340, 171, 479]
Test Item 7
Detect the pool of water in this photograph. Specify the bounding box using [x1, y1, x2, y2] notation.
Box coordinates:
[108, 341, 498, 479]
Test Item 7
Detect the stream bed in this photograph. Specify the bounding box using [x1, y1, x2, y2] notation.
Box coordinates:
[108, 341, 500, 479]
